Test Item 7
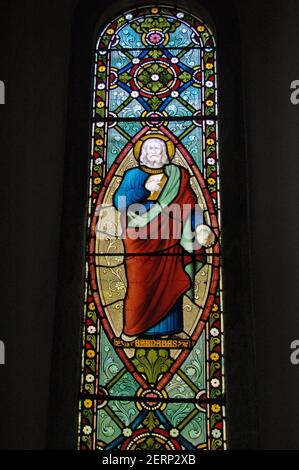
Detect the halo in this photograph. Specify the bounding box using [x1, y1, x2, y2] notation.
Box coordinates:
[133, 133, 175, 160]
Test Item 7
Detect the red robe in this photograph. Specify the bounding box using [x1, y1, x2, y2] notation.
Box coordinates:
[122, 167, 205, 336]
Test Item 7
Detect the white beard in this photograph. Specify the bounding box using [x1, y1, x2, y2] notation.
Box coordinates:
[141, 155, 168, 168]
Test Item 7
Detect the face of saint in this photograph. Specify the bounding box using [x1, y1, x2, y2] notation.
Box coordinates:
[144, 139, 165, 168]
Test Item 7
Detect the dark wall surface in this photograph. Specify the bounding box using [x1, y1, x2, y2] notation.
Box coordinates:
[237, 0, 299, 449]
[0, 0, 298, 450]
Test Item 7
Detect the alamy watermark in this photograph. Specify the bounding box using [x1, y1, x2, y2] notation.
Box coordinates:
[290, 80, 299, 104]
[95, 201, 215, 248]
[0, 340, 5, 365]
[0, 80, 5, 104]
[290, 340, 299, 365]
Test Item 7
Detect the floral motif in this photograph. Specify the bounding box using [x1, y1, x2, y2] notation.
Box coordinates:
[87, 350, 96, 359]
[84, 399, 93, 409]
[212, 428, 222, 438]
[170, 428, 180, 438]
[86, 374, 95, 383]
[83, 425, 92, 435]
[210, 352, 220, 361]
[122, 428, 132, 437]
[211, 378, 220, 388]
[211, 404, 221, 413]
[210, 328, 219, 337]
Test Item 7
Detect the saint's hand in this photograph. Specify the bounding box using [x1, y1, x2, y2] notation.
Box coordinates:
[145, 180, 162, 192]
[195, 224, 215, 248]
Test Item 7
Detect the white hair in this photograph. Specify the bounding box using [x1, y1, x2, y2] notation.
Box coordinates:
[140, 138, 169, 167]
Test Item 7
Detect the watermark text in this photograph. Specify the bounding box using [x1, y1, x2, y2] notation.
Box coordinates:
[290, 339, 299, 365]
[0, 80, 5, 104]
[0, 340, 5, 365]
[290, 80, 299, 104]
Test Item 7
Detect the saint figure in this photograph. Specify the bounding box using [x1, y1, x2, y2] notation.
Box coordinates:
[113, 134, 215, 341]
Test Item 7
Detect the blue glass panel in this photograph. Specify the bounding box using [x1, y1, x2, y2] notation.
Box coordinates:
[168, 23, 194, 48]
[117, 120, 143, 137]
[110, 50, 131, 69]
[168, 120, 195, 137]
[180, 86, 201, 111]
[164, 98, 194, 117]
[181, 125, 203, 169]
[107, 127, 129, 169]
[114, 98, 145, 118]
[118, 24, 143, 49]
[178, 48, 201, 68]
[109, 87, 130, 112]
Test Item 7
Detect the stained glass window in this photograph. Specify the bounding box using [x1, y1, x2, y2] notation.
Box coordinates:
[78, 5, 226, 451]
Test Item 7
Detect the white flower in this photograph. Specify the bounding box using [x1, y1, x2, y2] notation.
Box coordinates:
[87, 325, 96, 334]
[207, 157, 215, 165]
[206, 81, 213, 88]
[83, 425, 92, 435]
[170, 428, 179, 438]
[211, 378, 220, 388]
[131, 91, 139, 98]
[176, 12, 184, 18]
[210, 327, 219, 337]
[125, 13, 133, 20]
[86, 374, 95, 383]
[212, 429, 222, 439]
[122, 428, 132, 437]
[95, 157, 103, 165]
[207, 120, 214, 126]
[115, 282, 125, 292]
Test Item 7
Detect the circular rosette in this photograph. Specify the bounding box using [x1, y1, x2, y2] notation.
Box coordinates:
[130, 58, 181, 98]
[142, 29, 169, 46]
[136, 387, 168, 411]
[141, 110, 169, 128]
[109, 67, 118, 89]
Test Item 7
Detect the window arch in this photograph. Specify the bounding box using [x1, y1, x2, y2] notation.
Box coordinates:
[78, 5, 225, 451]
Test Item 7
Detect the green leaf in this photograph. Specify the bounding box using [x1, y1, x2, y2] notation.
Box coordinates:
[148, 95, 162, 110]
[133, 348, 173, 383]
[179, 71, 192, 83]
[143, 412, 159, 431]
[149, 49, 163, 60]
[119, 72, 132, 84]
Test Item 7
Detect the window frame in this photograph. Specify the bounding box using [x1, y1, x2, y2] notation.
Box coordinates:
[46, 0, 259, 450]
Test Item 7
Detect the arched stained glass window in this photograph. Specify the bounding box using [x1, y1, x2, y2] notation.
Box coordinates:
[78, 5, 226, 451]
